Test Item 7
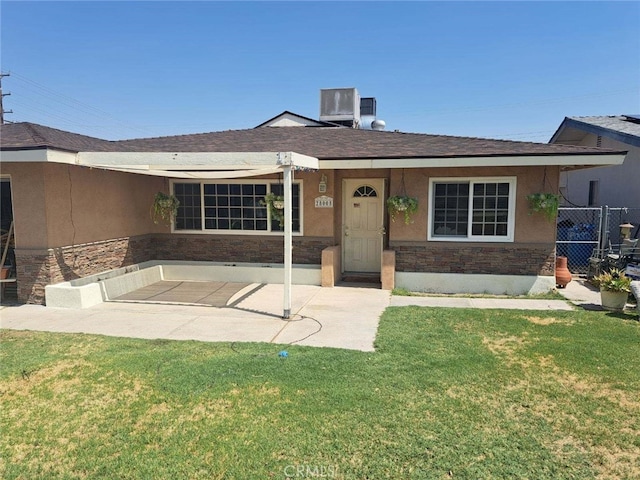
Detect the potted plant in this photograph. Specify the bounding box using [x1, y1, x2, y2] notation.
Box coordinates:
[526, 193, 560, 222]
[387, 195, 418, 225]
[260, 192, 285, 227]
[593, 268, 632, 311]
[151, 192, 180, 225]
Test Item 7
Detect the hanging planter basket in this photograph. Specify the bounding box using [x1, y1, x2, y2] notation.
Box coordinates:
[151, 192, 180, 225]
[261, 193, 286, 227]
[387, 195, 418, 225]
[526, 193, 560, 222]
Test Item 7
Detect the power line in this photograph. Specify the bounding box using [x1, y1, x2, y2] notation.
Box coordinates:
[7, 71, 154, 138]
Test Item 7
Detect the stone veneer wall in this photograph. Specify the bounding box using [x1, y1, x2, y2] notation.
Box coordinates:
[154, 234, 332, 264]
[392, 243, 556, 276]
[15, 236, 156, 304]
[15, 234, 333, 304]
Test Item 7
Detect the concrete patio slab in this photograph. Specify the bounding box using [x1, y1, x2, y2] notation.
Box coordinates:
[114, 280, 252, 307]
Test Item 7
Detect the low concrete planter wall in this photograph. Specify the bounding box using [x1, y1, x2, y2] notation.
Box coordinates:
[395, 272, 555, 296]
[45, 261, 321, 309]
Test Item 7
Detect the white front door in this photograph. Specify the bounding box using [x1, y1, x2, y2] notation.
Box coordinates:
[343, 179, 384, 272]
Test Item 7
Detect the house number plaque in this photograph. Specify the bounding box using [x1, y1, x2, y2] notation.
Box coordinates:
[314, 196, 333, 208]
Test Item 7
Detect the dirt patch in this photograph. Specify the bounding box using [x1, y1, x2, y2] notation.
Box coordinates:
[526, 316, 557, 325]
[525, 315, 575, 326]
[482, 335, 528, 362]
[0, 360, 92, 399]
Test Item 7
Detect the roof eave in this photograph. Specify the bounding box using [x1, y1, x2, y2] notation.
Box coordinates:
[551, 117, 640, 148]
[0, 147, 78, 163]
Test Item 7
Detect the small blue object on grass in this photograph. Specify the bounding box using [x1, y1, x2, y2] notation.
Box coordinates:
[278, 350, 288, 358]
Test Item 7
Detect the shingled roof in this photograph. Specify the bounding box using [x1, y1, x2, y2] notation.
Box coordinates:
[0, 122, 113, 152]
[1, 121, 625, 160]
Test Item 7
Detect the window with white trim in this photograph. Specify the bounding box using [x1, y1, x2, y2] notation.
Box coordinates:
[173, 181, 301, 234]
[428, 177, 516, 242]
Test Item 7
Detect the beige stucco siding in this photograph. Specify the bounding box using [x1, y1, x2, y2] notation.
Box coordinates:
[385, 165, 558, 243]
[3, 163, 557, 251]
[299, 170, 335, 238]
[43, 163, 166, 247]
[1, 163, 49, 249]
[3, 162, 166, 249]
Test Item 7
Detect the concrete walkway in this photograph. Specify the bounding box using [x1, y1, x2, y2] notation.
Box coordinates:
[553, 277, 603, 310]
[2, 279, 621, 352]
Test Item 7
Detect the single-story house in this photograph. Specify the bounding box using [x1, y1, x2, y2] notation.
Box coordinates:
[0, 104, 627, 305]
[550, 115, 640, 239]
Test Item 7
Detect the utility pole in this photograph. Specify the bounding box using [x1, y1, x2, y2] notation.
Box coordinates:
[0, 73, 13, 124]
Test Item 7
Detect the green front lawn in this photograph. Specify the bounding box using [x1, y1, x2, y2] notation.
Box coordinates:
[1, 307, 638, 479]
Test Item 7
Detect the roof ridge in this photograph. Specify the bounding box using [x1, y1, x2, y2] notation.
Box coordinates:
[23, 122, 49, 145]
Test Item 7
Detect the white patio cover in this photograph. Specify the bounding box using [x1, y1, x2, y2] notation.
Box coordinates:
[76, 151, 320, 318]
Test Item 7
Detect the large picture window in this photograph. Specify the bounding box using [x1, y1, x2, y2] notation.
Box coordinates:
[173, 181, 301, 234]
[429, 177, 516, 242]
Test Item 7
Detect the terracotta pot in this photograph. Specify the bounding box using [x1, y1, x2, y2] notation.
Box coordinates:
[555, 256, 572, 288]
[0, 267, 9, 280]
[600, 289, 628, 311]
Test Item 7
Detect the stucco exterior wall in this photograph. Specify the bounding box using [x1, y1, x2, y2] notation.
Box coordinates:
[383, 165, 558, 244]
[43, 163, 167, 248]
[3, 161, 559, 303]
[382, 166, 558, 278]
[2, 162, 167, 249]
[1, 163, 49, 249]
[299, 170, 335, 238]
[560, 135, 639, 209]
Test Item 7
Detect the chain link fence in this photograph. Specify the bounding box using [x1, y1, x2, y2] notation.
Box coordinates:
[557, 207, 602, 275]
[606, 207, 640, 246]
[557, 206, 640, 276]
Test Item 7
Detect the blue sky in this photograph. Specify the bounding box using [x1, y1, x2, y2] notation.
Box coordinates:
[1, 1, 638, 141]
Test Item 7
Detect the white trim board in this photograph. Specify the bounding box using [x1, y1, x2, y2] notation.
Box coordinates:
[318, 154, 625, 169]
[1, 149, 623, 171]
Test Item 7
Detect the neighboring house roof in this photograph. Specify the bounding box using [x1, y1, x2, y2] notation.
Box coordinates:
[254, 111, 340, 128]
[550, 115, 640, 148]
[1, 120, 625, 160]
[0, 122, 113, 152]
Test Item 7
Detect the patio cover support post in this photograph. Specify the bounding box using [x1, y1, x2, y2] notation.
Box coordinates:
[283, 164, 293, 319]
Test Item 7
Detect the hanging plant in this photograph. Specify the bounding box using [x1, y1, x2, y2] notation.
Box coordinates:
[387, 195, 419, 225]
[151, 192, 180, 225]
[260, 192, 285, 227]
[526, 193, 560, 222]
